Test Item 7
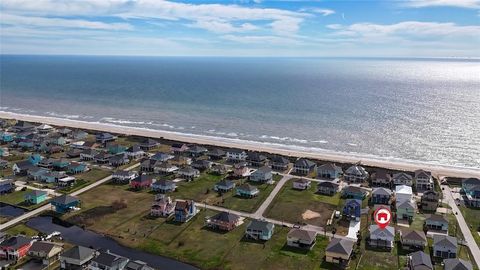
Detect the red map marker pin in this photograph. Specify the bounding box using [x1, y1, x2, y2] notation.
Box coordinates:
[374, 207, 391, 230]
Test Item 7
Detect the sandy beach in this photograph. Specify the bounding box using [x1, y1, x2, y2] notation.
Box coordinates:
[2, 111, 479, 179]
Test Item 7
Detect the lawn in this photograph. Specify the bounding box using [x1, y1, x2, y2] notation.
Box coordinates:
[4, 223, 39, 237]
[221, 181, 276, 213]
[459, 206, 480, 247]
[0, 189, 31, 205]
[59, 168, 111, 194]
[264, 179, 338, 227]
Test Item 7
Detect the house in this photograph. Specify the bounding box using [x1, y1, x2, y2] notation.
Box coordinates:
[343, 199, 362, 221]
[317, 163, 343, 180]
[0, 178, 14, 194]
[233, 162, 249, 177]
[28, 241, 63, 268]
[169, 155, 191, 166]
[372, 170, 392, 187]
[444, 258, 473, 270]
[344, 165, 369, 183]
[286, 229, 317, 250]
[174, 200, 197, 222]
[12, 160, 36, 175]
[106, 143, 127, 155]
[271, 155, 289, 171]
[59, 245, 96, 270]
[47, 133, 66, 146]
[0, 235, 32, 261]
[140, 159, 161, 172]
[44, 145, 64, 155]
[236, 183, 259, 198]
[211, 164, 228, 175]
[108, 154, 129, 167]
[51, 195, 80, 213]
[112, 170, 138, 184]
[292, 178, 311, 190]
[462, 178, 480, 208]
[226, 148, 247, 162]
[191, 159, 212, 171]
[425, 214, 449, 232]
[28, 167, 50, 181]
[125, 260, 154, 270]
[125, 145, 145, 159]
[171, 143, 189, 154]
[57, 176, 76, 187]
[152, 179, 176, 193]
[95, 132, 116, 144]
[67, 162, 88, 174]
[52, 159, 70, 170]
[325, 238, 355, 266]
[130, 174, 155, 189]
[71, 130, 88, 140]
[37, 124, 54, 134]
[293, 158, 317, 175]
[397, 199, 416, 221]
[408, 251, 433, 270]
[57, 128, 72, 137]
[37, 158, 54, 168]
[1, 131, 14, 142]
[151, 152, 174, 162]
[40, 171, 66, 183]
[150, 194, 175, 217]
[392, 172, 413, 186]
[415, 169, 434, 191]
[0, 159, 8, 169]
[246, 152, 268, 167]
[187, 145, 208, 157]
[433, 235, 457, 259]
[205, 211, 241, 231]
[396, 185, 413, 202]
[24, 190, 48, 205]
[89, 251, 129, 270]
[371, 187, 392, 204]
[207, 148, 226, 160]
[80, 149, 99, 161]
[369, 225, 395, 249]
[342, 186, 368, 200]
[249, 166, 273, 184]
[17, 139, 35, 149]
[66, 148, 83, 158]
[140, 138, 159, 151]
[421, 190, 440, 211]
[245, 220, 274, 240]
[317, 181, 339, 195]
[400, 229, 427, 250]
[177, 166, 200, 180]
[82, 141, 100, 149]
[154, 162, 178, 175]
[11, 121, 36, 133]
[214, 179, 236, 193]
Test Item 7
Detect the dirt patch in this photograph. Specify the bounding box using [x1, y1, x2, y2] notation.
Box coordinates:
[302, 209, 321, 220]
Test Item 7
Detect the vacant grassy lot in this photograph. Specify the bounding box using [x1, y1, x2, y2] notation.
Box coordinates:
[60, 168, 111, 194]
[4, 223, 39, 237]
[0, 189, 31, 205]
[264, 179, 338, 227]
[460, 206, 480, 246]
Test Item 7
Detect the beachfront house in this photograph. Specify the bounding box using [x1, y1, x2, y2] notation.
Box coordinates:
[317, 163, 343, 180]
[140, 138, 159, 151]
[187, 145, 208, 157]
[130, 174, 155, 189]
[400, 229, 427, 251]
[47, 133, 66, 146]
[236, 183, 259, 198]
[71, 130, 88, 140]
[125, 145, 145, 159]
[95, 132, 116, 144]
[286, 229, 317, 250]
[371, 187, 392, 204]
[0, 235, 33, 261]
[325, 238, 355, 267]
[415, 169, 434, 191]
[226, 149, 247, 162]
[37, 124, 54, 134]
[292, 178, 311, 190]
[177, 166, 200, 180]
[317, 181, 339, 195]
[205, 211, 242, 231]
[271, 155, 289, 171]
[342, 186, 368, 200]
[112, 170, 138, 184]
[343, 199, 362, 221]
[28, 241, 63, 268]
[249, 166, 273, 184]
[233, 162, 249, 177]
[372, 170, 392, 187]
[246, 152, 268, 167]
[90, 250, 129, 270]
[344, 165, 369, 183]
[462, 178, 480, 208]
[207, 148, 226, 160]
[60, 245, 96, 270]
[421, 190, 440, 211]
[433, 235, 458, 259]
[24, 190, 48, 205]
[171, 143, 189, 154]
[369, 225, 395, 249]
[408, 251, 433, 270]
[151, 195, 176, 217]
[214, 179, 236, 193]
[191, 159, 212, 171]
[174, 200, 197, 223]
[51, 195, 80, 213]
[151, 179, 176, 193]
[425, 214, 449, 232]
[392, 172, 413, 186]
[11, 121, 36, 133]
[245, 220, 274, 241]
[444, 259, 473, 270]
[293, 158, 317, 175]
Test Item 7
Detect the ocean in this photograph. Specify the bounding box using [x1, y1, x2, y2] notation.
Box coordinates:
[1, 55, 479, 168]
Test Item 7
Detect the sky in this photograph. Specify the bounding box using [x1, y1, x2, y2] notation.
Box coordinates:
[1, 0, 479, 57]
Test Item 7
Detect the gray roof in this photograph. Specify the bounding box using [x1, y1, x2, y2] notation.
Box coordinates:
[318, 163, 342, 172]
[211, 211, 240, 223]
[444, 258, 473, 270]
[0, 236, 31, 249]
[216, 179, 234, 187]
[227, 148, 245, 154]
[317, 181, 339, 189]
[462, 178, 480, 186]
[271, 155, 289, 165]
[92, 251, 127, 267]
[397, 199, 415, 210]
[287, 229, 316, 242]
[369, 225, 395, 239]
[247, 152, 267, 162]
[294, 158, 316, 167]
[393, 172, 413, 180]
[237, 183, 258, 192]
[409, 251, 432, 270]
[433, 235, 457, 249]
[52, 194, 79, 205]
[126, 260, 154, 270]
[247, 219, 274, 232]
[254, 166, 272, 174]
[61, 245, 95, 260]
[372, 187, 392, 196]
[401, 229, 427, 242]
[415, 169, 432, 178]
[188, 145, 208, 153]
[345, 165, 368, 176]
[29, 241, 60, 253]
[325, 238, 355, 256]
[208, 149, 226, 156]
[426, 214, 448, 223]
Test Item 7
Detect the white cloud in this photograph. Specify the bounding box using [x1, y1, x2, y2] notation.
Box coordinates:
[300, 8, 335, 16]
[190, 20, 258, 33]
[403, 0, 480, 9]
[222, 34, 301, 45]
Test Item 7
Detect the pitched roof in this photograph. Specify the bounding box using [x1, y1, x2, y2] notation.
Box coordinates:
[401, 229, 427, 242]
[317, 181, 339, 189]
[426, 214, 448, 223]
[61, 245, 95, 260]
[26, 190, 48, 197]
[409, 251, 432, 270]
[92, 251, 127, 267]
[397, 200, 415, 210]
[247, 152, 267, 161]
[369, 225, 395, 239]
[462, 178, 480, 186]
[216, 179, 234, 187]
[237, 183, 258, 192]
[227, 148, 245, 154]
[393, 172, 413, 181]
[325, 238, 355, 256]
[372, 187, 392, 196]
[287, 229, 317, 242]
[433, 235, 457, 249]
[294, 158, 316, 167]
[318, 163, 342, 172]
[0, 236, 31, 249]
[52, 194, 79, 205]
[253, 166, 272, 174]
[395, 185, 413, 195]
[271, 155, 289, 164]
[343, 186, 367, 194]
[29, 241, 60, 253]
[294, 178, 310, 184]
[345, 165, 368, 176]
[247, 219, 274, 232]
[415, 169, 432, 178]
[444, 258, 473, 270]
[211, 211, 240, 223]
[208, 149, 226, 156]
[141, 138, 159, 146]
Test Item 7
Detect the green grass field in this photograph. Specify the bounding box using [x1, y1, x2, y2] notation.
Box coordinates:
[0, 189, 31, 205]
[60, 167, 111, 194]
[459, 206, 480, 247]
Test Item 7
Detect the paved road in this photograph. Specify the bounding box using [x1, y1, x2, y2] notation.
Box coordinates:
[0, 163, 140, 231]
[253, 174, 293, 218]
[15, 181, 61, 196]
[441, 185, 480, 269]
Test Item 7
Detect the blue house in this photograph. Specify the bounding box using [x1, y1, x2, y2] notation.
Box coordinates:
[67, 163, 88, 174]
[425, 214, 449, 232]
[1, 132, 14, 142]
[151, 179, 176, 193]
[214, 180, 236, 193]
[236, 183, 259, 198]
[51, 195, 80, 213]
[18, 140, 34, 149]
[53, 159, 70, 170]
[96, 133, 116, 144]
[174, 200, 197, 222]
[342, 186, 368, 200]
[107, 144, 127, 155]
[0, 178, 15, 194]
[317, 163, 343, 179]
[462, 178, 480, 208]
[27, 167, 50, 181]
[28, 154, 43, 165]
[343, 199, 362, 221]
[245, 220, 275, 241]
[24, 190, 48, 205]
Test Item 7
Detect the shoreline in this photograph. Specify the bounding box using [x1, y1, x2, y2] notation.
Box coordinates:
[2, 111, 479, 179]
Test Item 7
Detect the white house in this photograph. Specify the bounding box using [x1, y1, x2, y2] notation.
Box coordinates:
[395, 185, 413, 203]
[392, 173, 413, 186]
[226, 149, 247, 162]
[344, 165, 369, 183]
[293, 178, 311, 190]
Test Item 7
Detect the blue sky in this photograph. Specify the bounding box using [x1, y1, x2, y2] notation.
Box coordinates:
[1, 0, 479, 57]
